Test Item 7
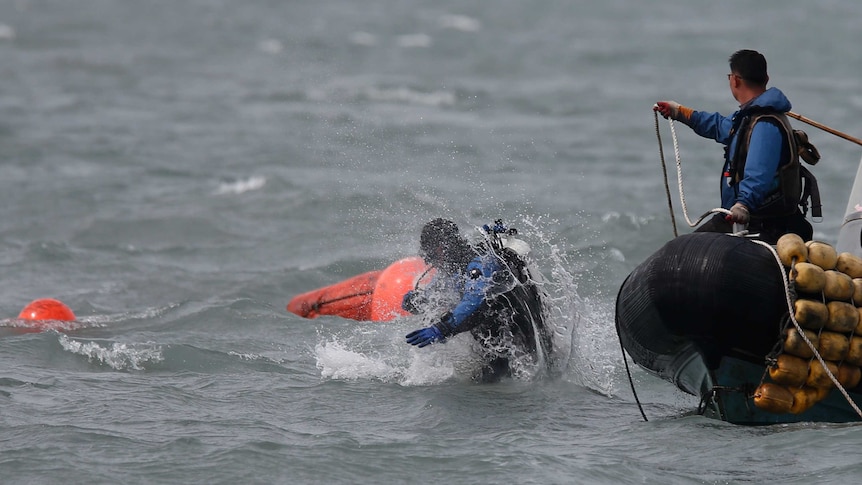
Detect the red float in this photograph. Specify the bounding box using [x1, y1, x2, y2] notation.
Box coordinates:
[287, 257, 434, 321]
[12, 298, 79, 332]
[18, 298, 76, 322]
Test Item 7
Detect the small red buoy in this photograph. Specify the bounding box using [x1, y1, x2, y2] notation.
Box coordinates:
[18, 298, 76, 322]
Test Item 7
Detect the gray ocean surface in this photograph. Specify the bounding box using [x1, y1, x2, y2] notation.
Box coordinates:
[2, 1, 862, 483]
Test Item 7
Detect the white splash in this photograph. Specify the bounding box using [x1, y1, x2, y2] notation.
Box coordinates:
[314, 327, 471, 386]
[215, 176, 266, 195]
[0, 24, 15, 40]
[228, 351, 285, 364]
[396, 34, 432, 48]
[315, 340, 402, 381]
[567, 298, 623, 396]
[364, 86, 455, 107]
[58, 335, 164, 371]
[257, 39, 283, 54]
[400, 350, 458, 386]
[438, 15, 481, 32]
[516, 215, 624, 395]
[601, 210, 653, 228]
[349, 31, 378, 46]
[1, 319, 85, 332]
[507, 216, 580, 370]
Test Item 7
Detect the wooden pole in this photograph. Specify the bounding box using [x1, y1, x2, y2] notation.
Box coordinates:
[787, 111, 862, 147]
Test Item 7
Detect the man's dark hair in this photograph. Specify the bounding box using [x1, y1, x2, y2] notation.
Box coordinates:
[729, 49, 768, 87]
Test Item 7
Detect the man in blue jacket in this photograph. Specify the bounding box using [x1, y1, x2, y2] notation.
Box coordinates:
[403, 218, 550, 381]
[654, 49, 814, 243]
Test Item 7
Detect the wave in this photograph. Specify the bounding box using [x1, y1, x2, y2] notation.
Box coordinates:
[214, 176, 267, 195]
[58, 334, 164, 371]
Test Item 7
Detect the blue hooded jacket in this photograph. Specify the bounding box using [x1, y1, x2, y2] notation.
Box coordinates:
[685, 87, 792, 211]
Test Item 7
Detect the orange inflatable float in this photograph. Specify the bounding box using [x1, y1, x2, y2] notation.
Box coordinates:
[287, 257, 433, 321]
[13, 298, 78, 332]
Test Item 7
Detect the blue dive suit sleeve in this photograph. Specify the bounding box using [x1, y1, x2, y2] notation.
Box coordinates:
[437, 256, 501, 335]
[734, 121, 783, 210]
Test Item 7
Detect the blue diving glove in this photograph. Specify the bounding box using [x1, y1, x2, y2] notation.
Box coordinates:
[405, 326, 443, 347]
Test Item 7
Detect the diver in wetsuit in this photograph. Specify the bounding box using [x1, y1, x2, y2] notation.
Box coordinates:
[403, 218, 551, 381]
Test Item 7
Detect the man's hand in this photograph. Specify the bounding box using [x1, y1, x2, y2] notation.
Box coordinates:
[654, 100, 693, 123]
[654, 101, 680, 120]
[726, 202, 750, 225]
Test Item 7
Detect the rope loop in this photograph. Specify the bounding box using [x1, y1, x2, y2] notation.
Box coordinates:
[654, 112, 726, 228]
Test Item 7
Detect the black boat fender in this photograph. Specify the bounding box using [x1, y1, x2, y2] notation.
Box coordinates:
[615, 232, 788, 395]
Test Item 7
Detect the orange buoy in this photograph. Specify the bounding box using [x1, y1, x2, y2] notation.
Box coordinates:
[370, 257, 434, 321]
[18, 298, 76, 322]
[287, 269, 382, 320]
[13, 298, 78, 332]
[287, 256, 435, 322]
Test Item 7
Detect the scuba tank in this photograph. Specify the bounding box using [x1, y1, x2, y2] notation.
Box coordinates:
[482, 220, 530, 260]
[477, 219, 553, 369]
[481, 220, 530, 292]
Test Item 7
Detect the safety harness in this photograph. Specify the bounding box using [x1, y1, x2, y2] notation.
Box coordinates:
[728, 110, 822, 219]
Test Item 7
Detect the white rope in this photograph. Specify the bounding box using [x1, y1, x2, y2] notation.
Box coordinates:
[653, 110, 732, 228]
[752, 239, 862, 418]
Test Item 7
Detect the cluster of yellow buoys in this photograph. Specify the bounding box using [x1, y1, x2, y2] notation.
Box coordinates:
[753, 233, 862, 414]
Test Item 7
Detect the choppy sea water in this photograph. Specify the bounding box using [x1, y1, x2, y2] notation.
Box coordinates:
[2, 0, 862, 483]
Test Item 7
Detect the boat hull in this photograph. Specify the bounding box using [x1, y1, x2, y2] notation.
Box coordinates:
[702, 356, 862, 424]
[615, 232, 862, 424]
[616, 232, 786, 394]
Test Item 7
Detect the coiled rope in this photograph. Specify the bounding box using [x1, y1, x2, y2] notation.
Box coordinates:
[753, 240, 862, 419]
[653, 110, 737, 235]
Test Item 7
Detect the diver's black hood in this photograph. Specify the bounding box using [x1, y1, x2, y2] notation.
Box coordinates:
[420, 218, 475, 273]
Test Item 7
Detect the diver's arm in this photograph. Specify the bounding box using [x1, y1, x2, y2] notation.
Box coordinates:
[405, 255, 500, 347]
[434, 258, 499, 336]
